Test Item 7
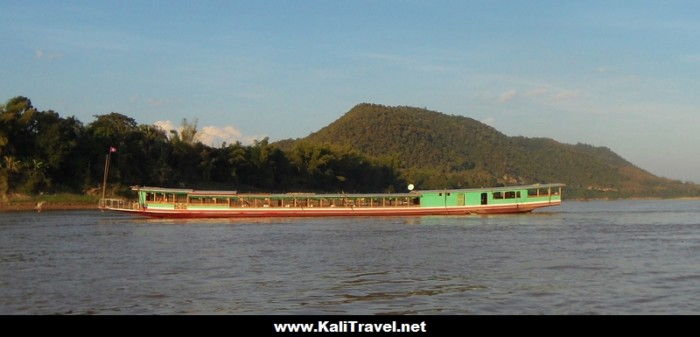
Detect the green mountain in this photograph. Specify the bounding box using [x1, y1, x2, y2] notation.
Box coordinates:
[278, 103, 700, 198]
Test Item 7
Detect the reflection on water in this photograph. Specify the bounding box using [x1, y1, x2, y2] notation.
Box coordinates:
[1, 199, 700, 314]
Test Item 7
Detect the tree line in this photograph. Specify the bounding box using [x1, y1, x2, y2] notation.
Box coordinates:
[0, 96, 405, 200]
[4, 97, 698, 200]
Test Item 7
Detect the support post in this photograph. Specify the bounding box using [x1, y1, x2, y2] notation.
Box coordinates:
[100, 151, 111, 206]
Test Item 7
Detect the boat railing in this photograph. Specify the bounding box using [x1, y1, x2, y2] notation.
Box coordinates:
[99, 198, 141, 211]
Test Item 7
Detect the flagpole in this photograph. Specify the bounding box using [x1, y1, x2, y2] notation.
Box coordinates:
[100, 149, 112, 207]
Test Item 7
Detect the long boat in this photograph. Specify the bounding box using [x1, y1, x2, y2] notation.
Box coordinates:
[99, 183, 564, 218]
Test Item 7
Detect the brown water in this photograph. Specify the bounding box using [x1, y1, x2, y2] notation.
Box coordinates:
[1, 200, 699, 314]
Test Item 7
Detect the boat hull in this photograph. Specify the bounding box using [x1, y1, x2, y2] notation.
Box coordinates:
[107, 200, 561, 218]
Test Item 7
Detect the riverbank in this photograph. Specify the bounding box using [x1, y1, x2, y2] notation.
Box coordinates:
[0, 194, 100, 212]
[573, 196, 700, 201]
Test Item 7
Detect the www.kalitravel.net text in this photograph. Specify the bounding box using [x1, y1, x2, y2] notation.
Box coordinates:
[273, 320, 428, 333]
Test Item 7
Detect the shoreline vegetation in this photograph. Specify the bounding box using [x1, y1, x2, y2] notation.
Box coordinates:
[2, 193, 699, 213]
[2, 97, 700, 204]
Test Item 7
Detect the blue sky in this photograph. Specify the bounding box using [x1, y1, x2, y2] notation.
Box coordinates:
[2, 1, 700, 182]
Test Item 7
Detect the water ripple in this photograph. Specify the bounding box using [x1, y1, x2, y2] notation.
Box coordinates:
[1, 201, 700, 314]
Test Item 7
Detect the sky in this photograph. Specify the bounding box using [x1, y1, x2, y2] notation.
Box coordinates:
[1, 1, 699, 182]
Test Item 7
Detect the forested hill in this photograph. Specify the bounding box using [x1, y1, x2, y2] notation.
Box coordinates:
[279, 103, 700, 198]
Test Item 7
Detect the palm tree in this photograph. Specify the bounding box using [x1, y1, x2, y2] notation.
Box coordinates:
[26, 158, 49, 193]
[179, 118, 198, 145]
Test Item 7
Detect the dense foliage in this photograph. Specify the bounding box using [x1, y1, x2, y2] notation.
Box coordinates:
[0, 97, 404, 200]
[283, 103, 700, 198]
[2, 97, 698, 200]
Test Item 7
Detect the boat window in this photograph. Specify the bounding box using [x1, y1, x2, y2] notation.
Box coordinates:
[505, 191, 516, 199]
[493, 192, 503, 199]
[528, 189, 539, 197]
[516, 191, 521, 198]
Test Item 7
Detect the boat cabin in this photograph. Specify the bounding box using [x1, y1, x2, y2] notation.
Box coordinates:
[130, 184, 564, 210]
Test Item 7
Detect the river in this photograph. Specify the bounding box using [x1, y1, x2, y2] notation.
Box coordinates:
[1, 199, 699, 314]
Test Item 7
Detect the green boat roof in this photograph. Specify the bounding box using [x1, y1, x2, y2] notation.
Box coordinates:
[418, 183, 565, 194]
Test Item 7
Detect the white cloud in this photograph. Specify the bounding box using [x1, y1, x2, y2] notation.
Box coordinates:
[552, 90, 581, 101]
[198, 126, 244, 147]
[520, 85, 583, 103]
[34, 49, 61, 60]
[361, 52, 413, 65]
[525, 87, 549, 97]
[680, 54, 700, 64]
[153, 120, 177, 134]
[153, 120, 263, 146]
[498, 90, 518, 103]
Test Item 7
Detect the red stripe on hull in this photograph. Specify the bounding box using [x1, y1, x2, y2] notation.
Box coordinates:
[110, 201, 561, 218]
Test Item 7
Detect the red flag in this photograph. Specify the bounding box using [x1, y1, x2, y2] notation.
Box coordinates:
[109, 146, 117, 153]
